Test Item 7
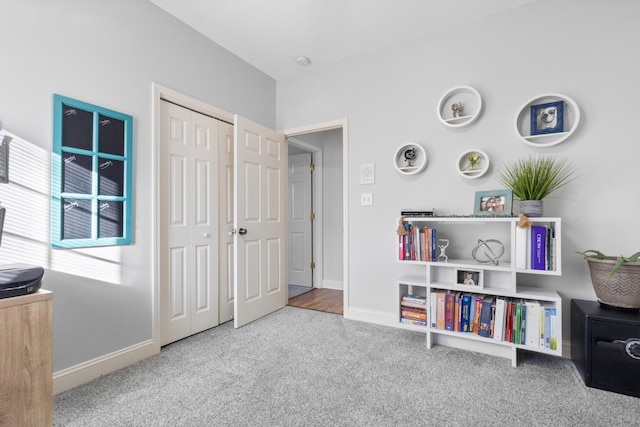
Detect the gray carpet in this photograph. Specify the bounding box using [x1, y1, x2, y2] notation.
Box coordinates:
[54, 307, 639, 426]
[288, 284, 313, 299]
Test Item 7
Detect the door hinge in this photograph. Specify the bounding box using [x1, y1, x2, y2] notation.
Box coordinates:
[310, 262, 315, 270]
[310, 212, 315, 221]
[309, 163, 315, 172]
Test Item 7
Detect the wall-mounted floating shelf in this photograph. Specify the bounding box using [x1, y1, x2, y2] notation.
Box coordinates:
[437, 86, 482, 129]
[394, 143, 427, 175]
[457, 149, 489, 179]
[514, 93, 580, 147]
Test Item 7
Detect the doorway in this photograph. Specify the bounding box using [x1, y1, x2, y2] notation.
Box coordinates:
[286, 126, 345, 314]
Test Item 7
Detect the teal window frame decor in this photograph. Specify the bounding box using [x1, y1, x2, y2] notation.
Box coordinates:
[51, 94, 133, 248]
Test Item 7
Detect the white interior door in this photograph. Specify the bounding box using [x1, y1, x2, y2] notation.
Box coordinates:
[234, 114, 287, 328]
[160, 100, 219, 345]
[288, 153, 312, 287]
[218, 121, 235, 324]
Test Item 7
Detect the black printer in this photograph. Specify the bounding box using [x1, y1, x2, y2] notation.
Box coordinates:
[0, 263, 44, 299]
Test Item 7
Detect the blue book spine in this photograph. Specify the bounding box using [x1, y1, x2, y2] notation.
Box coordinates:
[531, 226, 546, 270]
[461, 294, 471, 332]
[478, 298, 493, 338]
[544, 307, 551, 348]
[404, 223, 410, 260]
[430, 228, 437, 262]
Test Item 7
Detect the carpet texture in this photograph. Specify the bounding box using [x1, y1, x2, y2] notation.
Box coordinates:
[54, 307, 639, 426]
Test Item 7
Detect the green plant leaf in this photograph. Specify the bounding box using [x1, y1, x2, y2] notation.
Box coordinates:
[498, 156, 576, 200]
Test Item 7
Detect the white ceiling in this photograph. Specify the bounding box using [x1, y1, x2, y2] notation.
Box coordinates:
[149, 0, 540, 80]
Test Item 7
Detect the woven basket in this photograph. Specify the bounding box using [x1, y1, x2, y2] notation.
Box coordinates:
[587, 257, 640, 309]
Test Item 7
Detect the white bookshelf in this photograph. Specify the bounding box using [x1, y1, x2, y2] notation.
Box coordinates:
[396, 216, 562, 367]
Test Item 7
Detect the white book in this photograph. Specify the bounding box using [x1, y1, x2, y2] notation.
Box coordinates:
[430, 292, 437, 328]
[493, 297, 506, 341]
[524, 300, 541, 347]
[515, 226, 528, 270]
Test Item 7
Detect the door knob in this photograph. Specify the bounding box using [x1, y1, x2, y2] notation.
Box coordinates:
[203, 233, 209, 238]
[238, 228, 247, 235]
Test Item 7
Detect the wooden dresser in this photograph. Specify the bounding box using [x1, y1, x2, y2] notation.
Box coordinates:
[0, 290, 53, 426]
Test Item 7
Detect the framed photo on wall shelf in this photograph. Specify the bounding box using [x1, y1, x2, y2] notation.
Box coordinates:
[474, 189, 513, 216]
[530, 100, 564, 135]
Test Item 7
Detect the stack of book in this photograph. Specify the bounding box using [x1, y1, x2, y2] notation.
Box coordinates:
[400, 294, 427, 326]
[429, 290, 558, 350]
[515, 224, 557, 271]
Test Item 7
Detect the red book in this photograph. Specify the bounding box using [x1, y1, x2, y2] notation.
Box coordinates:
[445, 292, 455, 331]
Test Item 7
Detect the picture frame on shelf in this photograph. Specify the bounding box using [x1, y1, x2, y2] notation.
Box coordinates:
[474, 189, 513, 216]
[456, 268, 483, 287]
[530, 100, 564, 135]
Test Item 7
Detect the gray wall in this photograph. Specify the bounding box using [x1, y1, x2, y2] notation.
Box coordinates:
[276, 0, 640, 337]
[0, 0, 275, 372]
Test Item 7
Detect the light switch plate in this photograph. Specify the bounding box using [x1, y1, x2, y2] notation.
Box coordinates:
[361, 193, 373, 206]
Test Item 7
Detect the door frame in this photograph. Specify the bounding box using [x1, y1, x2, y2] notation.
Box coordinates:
[288, 139, 323, 288]
[283, 120, 349, 313]
[151, 83, 234, 352]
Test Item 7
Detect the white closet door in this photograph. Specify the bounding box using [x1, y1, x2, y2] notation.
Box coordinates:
[218, 121, 235, 324]
[160, 100, 219, 346]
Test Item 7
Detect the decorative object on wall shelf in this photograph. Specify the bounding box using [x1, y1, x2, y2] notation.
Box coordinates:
[473, 189, 513, 216]
[578, 249, 640, 310]
[457, 149, 489, 179]
[394, 143, 427, 175]
[515, 93, 580, 147]
[437, 86, 482, 128]
[498, 156, 576, 217]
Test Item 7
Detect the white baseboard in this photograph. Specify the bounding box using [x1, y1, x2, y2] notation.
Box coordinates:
[344, 305, 395, 327]
[323, 279, 343, 290]
[53, 339, 159, 395]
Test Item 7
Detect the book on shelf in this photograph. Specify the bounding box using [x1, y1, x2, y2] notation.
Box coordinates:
[430, 291, 437, 328]
[472, 295, 482, 334]
[400, 208, 435, 218]
[524, 300, 541, 348]
[444, 291, 455, 331]
[493, 297, 506, 341]
[430, 228, 437, 262]
[402, 294, 426, 304]
[478, 296, 495, 338]
[401, 308, 427, 320]
[515, 225, 528, 270]
[539, 302, 558, 350]
[519, 302, 526, 345]
[400, 318, 427, 326]
[436, 291, 446, 330]
[461, 293, 471, 332]
[531, 225, 547, 270]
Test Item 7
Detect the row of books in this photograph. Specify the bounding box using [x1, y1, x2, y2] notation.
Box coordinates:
[400, 294, 427, 326]
[429, 291, 558, 350]
[398, 223, 438, 261]
[516, 225, 557, 271]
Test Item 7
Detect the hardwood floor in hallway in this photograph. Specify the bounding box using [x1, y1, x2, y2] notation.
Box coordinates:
[288, 288, 343, 315]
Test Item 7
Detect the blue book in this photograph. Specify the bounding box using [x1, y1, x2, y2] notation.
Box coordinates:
[430, 228, 437, 262]
[478, 297, 494, 337]
[530, 226, 547, 270]
[461, 294, 471, 332]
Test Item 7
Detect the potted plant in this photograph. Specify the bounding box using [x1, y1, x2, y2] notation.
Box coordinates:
[498, 156, 575, 217]
[577, 250, 640, 310]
